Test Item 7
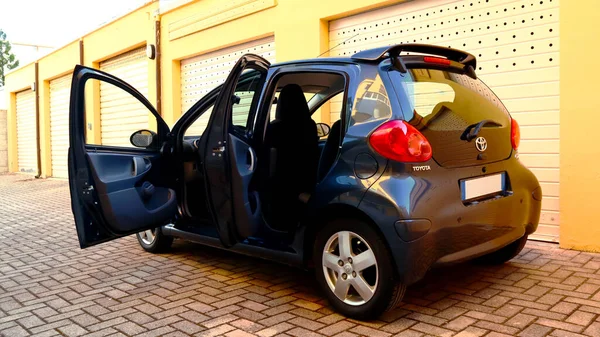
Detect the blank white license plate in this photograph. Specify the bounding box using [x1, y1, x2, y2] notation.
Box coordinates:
[461, 173, 505, 200]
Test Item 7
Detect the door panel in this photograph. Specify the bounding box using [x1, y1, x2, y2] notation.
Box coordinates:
[86, 152, 177, 233]
[69, 65, 176, 248]
[202, 54, 270, 247]
[228, 134, 261, 238]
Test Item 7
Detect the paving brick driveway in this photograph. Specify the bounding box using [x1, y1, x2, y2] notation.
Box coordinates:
[1, 174, 600, 337]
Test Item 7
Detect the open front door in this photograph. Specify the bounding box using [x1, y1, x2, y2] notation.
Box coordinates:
[69, 65, 178, 248]
[201, 54, 270, 247]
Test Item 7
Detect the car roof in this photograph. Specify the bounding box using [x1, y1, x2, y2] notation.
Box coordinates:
[270, 57, 356, 67]
[270, 43, 476, 69]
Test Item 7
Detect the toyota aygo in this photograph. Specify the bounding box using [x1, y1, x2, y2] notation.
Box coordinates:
[68, 44, 542, 319]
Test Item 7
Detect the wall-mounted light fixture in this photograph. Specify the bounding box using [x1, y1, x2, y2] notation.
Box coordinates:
[146, 44, 156, 60]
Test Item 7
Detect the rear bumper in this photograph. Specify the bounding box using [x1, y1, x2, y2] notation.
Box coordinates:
[358, 156, 541, 285]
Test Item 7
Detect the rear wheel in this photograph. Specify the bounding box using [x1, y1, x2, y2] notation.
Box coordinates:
[313, 218, 406, 320]
[476, 235, 528, 265]
[136, 227, 173, 253]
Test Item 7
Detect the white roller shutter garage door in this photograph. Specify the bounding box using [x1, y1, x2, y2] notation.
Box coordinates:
[329, 0, 560, 242]
[100, 47, 149, 147]
[49, 74, 71, 178]
[16, 89, 37, 174]
[180, 37, 276, 135]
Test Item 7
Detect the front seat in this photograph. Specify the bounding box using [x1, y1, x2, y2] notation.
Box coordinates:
[266, 84, 319, 229]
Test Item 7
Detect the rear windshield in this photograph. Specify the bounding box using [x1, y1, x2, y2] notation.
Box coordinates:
[390, 68, 510, 125]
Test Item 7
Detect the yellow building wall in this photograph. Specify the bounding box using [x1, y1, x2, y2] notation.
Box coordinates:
[81, 1, 159, 144]
[559, 0, 600, 252]
[5, 0, 600, 251]
[4, 63, 36, 173]
[38, 40, 81, 177]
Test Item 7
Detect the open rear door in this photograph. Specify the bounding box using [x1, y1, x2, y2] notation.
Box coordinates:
[201, 54, 270, 247]
[69, 65, 178, 248]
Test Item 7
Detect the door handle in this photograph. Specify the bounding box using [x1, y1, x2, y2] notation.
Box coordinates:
[132, 157, 151, 176]
[247, 147, 256, 172]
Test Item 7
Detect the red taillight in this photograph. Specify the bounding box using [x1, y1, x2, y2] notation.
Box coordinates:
[511, 118, 520, 150]
[369, 120, 432, 163]
[423, 56, 451, 66]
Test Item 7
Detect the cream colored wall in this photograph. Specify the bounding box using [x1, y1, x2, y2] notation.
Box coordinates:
[559, 0, 600, 252]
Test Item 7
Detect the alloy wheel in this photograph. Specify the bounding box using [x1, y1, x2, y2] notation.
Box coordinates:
[322, 230, 378, 306]
[139, 229, 157, 245]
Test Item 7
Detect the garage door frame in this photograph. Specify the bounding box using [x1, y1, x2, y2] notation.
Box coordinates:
[49, 74, 71, 178]
[99, 46, 150, 148]
[15, 89, 38, 175]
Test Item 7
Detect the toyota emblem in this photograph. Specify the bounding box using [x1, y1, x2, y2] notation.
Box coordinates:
[475, 137, 487, 152]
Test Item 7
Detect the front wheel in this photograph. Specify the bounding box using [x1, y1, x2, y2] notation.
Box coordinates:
[136, 227, 173, 253]
[313, 218, 406, 320]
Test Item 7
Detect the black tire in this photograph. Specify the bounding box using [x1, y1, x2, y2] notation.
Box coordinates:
[475, 235, 528, 265]
[136, 227, 174, 253]
[313, 218, 406, 320]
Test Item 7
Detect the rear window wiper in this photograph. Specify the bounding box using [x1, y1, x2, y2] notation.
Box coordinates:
[461, 119, 502, 141]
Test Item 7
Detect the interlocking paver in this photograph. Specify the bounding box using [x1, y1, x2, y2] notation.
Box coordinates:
[519, 323, 554, 337]
[445, 316, 476, 331]
[256, 322, 294, 337]
[0, 324, 30, 337]
[56, 323, 88, 337]
[172, 319, 205, 334]
[3, 174, 600, 337]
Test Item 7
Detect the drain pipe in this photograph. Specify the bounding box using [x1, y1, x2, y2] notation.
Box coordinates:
[155, 18, 162, 115]
[79, 39, 84, 66]
[34, 62, 41, 178]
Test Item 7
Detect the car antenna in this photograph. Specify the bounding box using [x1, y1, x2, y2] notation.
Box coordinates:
[318, 33, 359, 57]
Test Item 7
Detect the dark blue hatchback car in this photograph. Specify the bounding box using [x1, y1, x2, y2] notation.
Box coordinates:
[68, 44, 542, 319]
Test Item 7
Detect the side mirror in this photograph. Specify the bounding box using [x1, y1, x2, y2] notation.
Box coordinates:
[316, 123, 330, 138]
[130, 130, 156, 148]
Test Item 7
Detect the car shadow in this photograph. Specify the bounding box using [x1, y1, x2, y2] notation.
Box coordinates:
[160, 238, 524, 322]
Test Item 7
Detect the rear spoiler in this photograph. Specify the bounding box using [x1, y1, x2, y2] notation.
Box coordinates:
[352, 44, 477, 78]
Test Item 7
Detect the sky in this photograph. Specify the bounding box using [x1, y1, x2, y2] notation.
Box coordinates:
[0, 0, 152, 47]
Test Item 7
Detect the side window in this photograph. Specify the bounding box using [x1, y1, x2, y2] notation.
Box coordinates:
[266, 71, 347, 140]
[311, 93, 342, 140]
[232, 90, 256, 128]
[269, 93, 279, 122]
[351, 74, 392, 125]
[323, 92, 344, 125]
[231, 69, 264, 131]
[184, 104, 214, 138]
[85, 80, 159, 149]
